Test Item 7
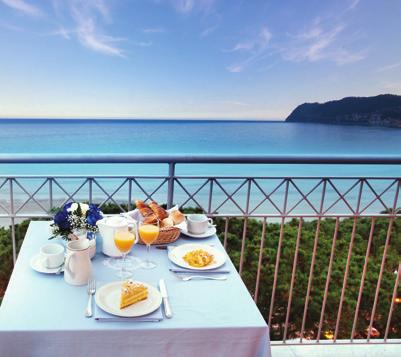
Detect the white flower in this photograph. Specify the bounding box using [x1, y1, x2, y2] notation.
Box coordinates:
[67, 203, 78, 212]
[80, 203, 89, 215]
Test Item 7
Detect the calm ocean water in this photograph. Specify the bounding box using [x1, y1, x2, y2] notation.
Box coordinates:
[1, 119, 401, 174]
[0, 119, 400, 214]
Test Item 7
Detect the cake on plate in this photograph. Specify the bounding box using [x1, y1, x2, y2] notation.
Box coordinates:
[120, 280, 148, 309]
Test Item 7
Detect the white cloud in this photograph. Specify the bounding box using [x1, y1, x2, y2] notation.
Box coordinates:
[282, 23, 365, 65]
[381, 81, 401, 91]
[377, 61, 401, 72]
[348, 0, 360, 11]
[142, 27, 165, 33]
[0, 20, 23, 32]
[170, 0, 215, 14]
[50, 26, 72, 40]
[70, 1, 125, 57]
[226, 64, 244, 73]
[1, 0, 42, 16]
[173, 0, 194, 13]
[226, 26, 272, 73]
[134, 41, 152, 47]
[230, 27, 272, 53]
[220, 100, 250, 107]
[200, 25, 217, 38]
[91, 0, 110, 21]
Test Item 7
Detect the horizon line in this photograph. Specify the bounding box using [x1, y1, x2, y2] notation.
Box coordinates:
[0, 117, 286, 122]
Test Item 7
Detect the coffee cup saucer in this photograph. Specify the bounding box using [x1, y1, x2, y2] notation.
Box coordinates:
[180, 225, 217, 239]
[30, 254, 64, 274]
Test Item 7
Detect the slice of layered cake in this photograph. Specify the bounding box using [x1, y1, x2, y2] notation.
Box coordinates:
[120, 280, 148, 309]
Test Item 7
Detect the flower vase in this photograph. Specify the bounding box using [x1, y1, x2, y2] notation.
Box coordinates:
[68, 229, 96, 259]
[86, 232, 97, 259]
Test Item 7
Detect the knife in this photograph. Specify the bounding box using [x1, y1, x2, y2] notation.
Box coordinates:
[159, 279, 173, 319]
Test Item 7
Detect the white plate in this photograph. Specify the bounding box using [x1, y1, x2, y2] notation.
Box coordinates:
[180, 225, 217, 239]
[30, 254, 64, 274]
[95, 281, 162, 317]
[168, 243, 226, 270]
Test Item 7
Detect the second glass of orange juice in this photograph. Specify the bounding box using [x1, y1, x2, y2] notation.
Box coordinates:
[114, 229, 136, 278]
[138, 221, 159, 269]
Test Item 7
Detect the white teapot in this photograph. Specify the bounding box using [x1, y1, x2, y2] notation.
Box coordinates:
[97, 216, 134, 257]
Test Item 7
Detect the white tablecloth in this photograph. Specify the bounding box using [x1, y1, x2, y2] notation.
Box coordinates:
[0, 221, 270, 357]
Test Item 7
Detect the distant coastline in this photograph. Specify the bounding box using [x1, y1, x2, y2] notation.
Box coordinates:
[286, 94, 401, 128]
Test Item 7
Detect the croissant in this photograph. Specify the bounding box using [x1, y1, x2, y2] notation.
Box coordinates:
[148, 201, 168, 220]
[135, 200, 157, 222]
[144, 214, 158, 225]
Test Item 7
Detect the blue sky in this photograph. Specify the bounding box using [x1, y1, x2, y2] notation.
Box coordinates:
[0, 0, 400, 119]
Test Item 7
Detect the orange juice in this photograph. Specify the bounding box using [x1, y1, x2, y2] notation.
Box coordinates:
[139, 224, 159, 244]
[114, 230, 136, 253]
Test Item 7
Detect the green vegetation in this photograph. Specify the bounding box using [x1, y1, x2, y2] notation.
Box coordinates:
[1, 205, 400, 341]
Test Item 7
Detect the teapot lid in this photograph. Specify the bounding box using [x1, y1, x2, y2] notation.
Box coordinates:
[102, 216, 128, 227]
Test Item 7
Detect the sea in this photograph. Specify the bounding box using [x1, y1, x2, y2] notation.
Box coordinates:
[0, 119, 400, 217]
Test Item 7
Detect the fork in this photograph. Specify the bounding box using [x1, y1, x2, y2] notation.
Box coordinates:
[85, 279, 96, 318]
[177, 275, 227, 281]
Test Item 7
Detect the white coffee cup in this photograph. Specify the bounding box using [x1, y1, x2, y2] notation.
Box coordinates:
[40, 244, 64, 269]
[186, 214, 213, 235]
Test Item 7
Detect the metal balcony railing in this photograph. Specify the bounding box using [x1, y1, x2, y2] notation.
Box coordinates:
[1, 154, 401, 346]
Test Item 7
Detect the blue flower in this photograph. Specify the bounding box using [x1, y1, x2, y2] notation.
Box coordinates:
[87, 206, 102, 226]
[53, 210, 70, 230]
[64, 202, 73, 212]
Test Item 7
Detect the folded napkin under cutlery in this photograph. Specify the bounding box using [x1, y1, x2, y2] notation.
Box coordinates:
[94, 305, 163, 322]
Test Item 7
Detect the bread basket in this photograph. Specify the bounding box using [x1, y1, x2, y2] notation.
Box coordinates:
[147, 225, 180, 245]
[123, 208, 182, 245]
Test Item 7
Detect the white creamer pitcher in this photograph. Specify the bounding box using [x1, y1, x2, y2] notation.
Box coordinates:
[64, 239, 92, 286]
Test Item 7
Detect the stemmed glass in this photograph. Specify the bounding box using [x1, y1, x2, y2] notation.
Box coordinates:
[138, 221, 159, 269]
[113, 226, 137, 279]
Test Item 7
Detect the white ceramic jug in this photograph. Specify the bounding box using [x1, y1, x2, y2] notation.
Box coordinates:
[64, 239, 92, 286]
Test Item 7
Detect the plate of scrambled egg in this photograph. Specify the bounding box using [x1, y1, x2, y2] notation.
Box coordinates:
[168, 243, 226, 270]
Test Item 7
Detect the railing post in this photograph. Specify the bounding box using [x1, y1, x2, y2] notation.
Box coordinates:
[49, 178, 53, 211]
[88, 178, 93, 204]
[9, 178, 16, 265]
[167, 162, 175, 209]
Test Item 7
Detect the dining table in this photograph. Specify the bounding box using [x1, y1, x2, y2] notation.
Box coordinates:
[0, 221, 271, 357]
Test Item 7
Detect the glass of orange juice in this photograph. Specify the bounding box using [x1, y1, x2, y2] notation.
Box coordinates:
[138, 221, 159, 269]
[114, 227, 137, 278]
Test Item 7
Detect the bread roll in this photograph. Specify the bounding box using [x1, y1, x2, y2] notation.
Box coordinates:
[161, 217, 174, 228]
[170, 210, 185, 225]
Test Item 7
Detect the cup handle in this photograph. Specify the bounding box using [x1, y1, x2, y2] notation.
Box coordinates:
[65, 253, 76, 279]
[208, 218, 214, 226]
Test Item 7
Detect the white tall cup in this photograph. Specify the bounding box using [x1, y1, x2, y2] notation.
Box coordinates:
[40, 244, 64, 269]
[186, 214, 213, 234]
[64, 239, 92, 286]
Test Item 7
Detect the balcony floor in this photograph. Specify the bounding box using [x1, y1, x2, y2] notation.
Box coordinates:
[271, 341, 401, 357]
